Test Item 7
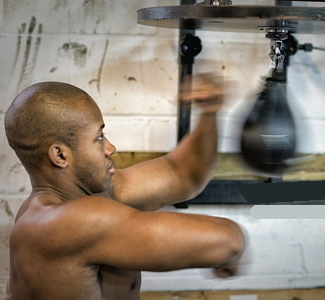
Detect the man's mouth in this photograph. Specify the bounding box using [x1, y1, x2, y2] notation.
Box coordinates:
[108, 160, 115, 175]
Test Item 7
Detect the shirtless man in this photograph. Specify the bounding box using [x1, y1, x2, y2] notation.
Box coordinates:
[5, 78, 245, 300]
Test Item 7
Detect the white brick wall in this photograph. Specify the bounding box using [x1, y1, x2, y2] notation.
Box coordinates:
[0, 0, 325, 297]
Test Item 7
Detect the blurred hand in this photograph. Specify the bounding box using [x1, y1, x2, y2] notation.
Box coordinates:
[213, 264, 239, 279]
[180, 73, 228, 114]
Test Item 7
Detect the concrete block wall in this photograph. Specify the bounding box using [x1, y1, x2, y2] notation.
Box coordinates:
[0, 0, 325, 297]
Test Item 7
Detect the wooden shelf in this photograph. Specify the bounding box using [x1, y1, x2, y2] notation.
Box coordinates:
[113, 152, 325, 181]
[141, 288, 325, 300]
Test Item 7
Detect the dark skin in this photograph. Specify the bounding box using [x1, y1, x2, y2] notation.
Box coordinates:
[5, 78, 245, 300]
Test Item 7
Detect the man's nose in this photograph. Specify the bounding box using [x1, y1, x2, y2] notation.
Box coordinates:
[104, 137, 116, 157]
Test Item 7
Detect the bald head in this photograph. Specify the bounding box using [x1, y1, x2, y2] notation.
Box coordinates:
[5, 82, 100, 170]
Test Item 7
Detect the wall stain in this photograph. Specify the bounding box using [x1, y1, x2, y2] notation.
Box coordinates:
[62, 42, 88, 68]
[1, 200, 14, 219]
[51, 0, 68, 12]
[83, 0, 95, 8]
[93, 16, 101, 34]
[83, 0, 92, 6]
[127, 76, 137, 82]
[88, 39, 109, 93]
[13, 16, 43, 94]
[82, 0, 106, 34]
[11, 23, 26, 74]
[17, 16, 36, 90]
[0, 154, 6, 166]
[83, 0, 105, 11]
[30, 23, 43, 78]
[9, 162, 23, 174]
[159, 66, 172, 81]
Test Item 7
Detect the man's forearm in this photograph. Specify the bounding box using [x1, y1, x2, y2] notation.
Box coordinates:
[166, 111, 218, 198]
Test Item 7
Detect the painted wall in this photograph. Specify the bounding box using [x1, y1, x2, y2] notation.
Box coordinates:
[0, 0, 325, 297]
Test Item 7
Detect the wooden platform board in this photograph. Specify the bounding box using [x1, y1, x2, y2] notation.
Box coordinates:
[141, 288, 325, 300]
[113, 152, 325, 181]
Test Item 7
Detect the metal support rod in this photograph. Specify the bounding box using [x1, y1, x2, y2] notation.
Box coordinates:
[177, 33, 202, 141]
[175, 0, 198, 209]
[178, 34, 202, 140]
[275, 0, 292, 5]
[177, 63, 193, 142]
[177, 0, 196, 143]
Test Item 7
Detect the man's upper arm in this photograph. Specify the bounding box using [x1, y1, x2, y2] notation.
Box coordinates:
[108, 154, 200, 210]
[48, 196, 243, 272]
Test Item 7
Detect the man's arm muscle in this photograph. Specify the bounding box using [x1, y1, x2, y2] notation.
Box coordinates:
[47, 197, 244, 272]
[108, 112, 218, 211]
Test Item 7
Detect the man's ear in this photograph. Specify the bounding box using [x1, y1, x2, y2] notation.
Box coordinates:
[48, 144, 69, 168]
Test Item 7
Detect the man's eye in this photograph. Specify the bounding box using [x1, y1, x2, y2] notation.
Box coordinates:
[98, 133, 105, 141]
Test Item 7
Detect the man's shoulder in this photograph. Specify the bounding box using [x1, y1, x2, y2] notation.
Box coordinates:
[11, 195, 124, 255]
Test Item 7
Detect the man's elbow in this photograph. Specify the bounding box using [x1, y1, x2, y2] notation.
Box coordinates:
[186, 176, 212, 200]
[224, 220, 246, 262]
[208, 219, 246, 266]
[190, 166, 217, 199]
[197, 219, 246, 270]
